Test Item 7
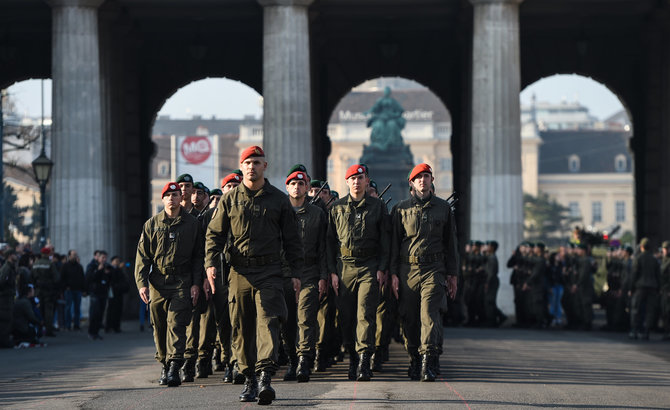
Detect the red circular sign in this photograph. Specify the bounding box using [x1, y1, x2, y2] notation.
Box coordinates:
[181, 136, 211, 165]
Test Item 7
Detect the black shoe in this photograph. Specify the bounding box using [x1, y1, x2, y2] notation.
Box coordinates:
[371, 348, 383, 372]
[348, 352, 359, 381]
[213, 349, 224, 371]
[421, 354, 436, 382]
[431, 354, 441, 376]
[181, 359, 195, 382]
[222, 363, 233, 383]
[195, 358, 208, 378]
[296, 356, 311, 383]
[167, 360, 182, 387]
[257, 371, 275, 405]
[158, 363, 169, 385]
[239, 374, 258, 402]
[314, 350, 326, 372]
[356, 352, 373, 381]
[283, 356, 297, 381]
[408, 353, 421, 381]
[232, 362, 246, 384]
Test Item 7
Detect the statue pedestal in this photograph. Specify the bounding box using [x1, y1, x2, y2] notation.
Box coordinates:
[360, 144, 414, 207]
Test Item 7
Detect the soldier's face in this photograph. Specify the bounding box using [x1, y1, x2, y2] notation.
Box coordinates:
[192, 189, 208, 208]
[411, 172, 434, 194]
[241, 157, 267, 182]
[223, 182, 239, 193]
[99, 253, 108, 265]
[286, 179, 308, 199]
[367, 186, 379, 198]
[663, 248, 668, 257]
[209, 195, 221, 209]
[309, 187, 320, 197]
[162, 190, 182, 212]
[346, 174, 366, 196]
[319, 189, 331, 202]
[178, 182, 193, 198]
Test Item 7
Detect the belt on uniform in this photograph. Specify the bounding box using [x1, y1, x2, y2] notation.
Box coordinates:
[340, 247, 377, 258]
[304, 256, 320, 266]
[161, 265, 189, 275]
[400, 252, 444, 265]
[230, 254, 281, 268]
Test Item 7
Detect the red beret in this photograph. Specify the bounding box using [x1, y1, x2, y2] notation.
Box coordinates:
[239, 146, 265, 163]
[285, 171, 308, 185]
[161, 182, 181, 198]
[221, 173, 242, 187]
[408, 163, 433, 181]
[345, 164, 367, 180]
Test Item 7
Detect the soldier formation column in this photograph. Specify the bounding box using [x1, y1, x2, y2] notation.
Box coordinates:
[48, 0, 108, 260]
[469, 0, 524, 314]
[258, 0, 314, 184]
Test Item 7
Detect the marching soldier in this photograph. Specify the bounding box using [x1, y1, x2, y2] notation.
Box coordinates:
[205, 146, 303, 405]
[389, 163, 458, 381]
[327, 164, 390, 382]
[284, 169, 328, 382]
[32, 247, 60, 337]
[177, 174, 195, 213]
[484, 241, 506, 327]
[629, 238, 660, 340]
[523, 243, 547, 328]
[134, 182, 204, 387]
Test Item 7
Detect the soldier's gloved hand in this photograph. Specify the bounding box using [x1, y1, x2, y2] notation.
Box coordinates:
[318, 279, 327, 300]
[191, 285, 200, 306]
[391, 274, 399, 300]
[139, 286, 150, 305]
[330, 273, 339, 296]
[446, 276, 457, 300]
[292, 278, 301, 304]
[206, 266, 217, 295]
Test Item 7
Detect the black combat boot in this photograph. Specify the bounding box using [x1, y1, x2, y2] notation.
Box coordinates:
[431, 354, 441, 375]
[232, 361, 246, 384]
[371, 347, 383, 372]
[257, 371, 275, 405]
[296, 355, 311, 383]
[239, 373, 258, 402]
[158, 362, 169, 385]
[195, 358, 208, 378]
[166, 360, 182, 387]
[283, 355, 298, 381]
[314, 350, 326, 372]
[213, 348, 224, 371]
[180, 359, 195, 382]
[356, 352, 373, 381]
[421, 354, 436, 382]
[222, 362, 233, 383]
[408, 353, 421, 381]
[347, 351, 359, 381]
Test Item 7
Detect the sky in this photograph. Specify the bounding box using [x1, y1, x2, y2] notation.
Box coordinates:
[6, 74, 625, 122]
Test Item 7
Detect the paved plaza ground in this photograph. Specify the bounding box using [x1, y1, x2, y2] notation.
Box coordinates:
[1, 319, 669, 409]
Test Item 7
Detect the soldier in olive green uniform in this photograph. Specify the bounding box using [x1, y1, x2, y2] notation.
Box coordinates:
[135, 182, 204, 387]
[0, 250, 19, 348]
[32, 247, 60, 337]
[660, 241, 670, 340]
[522, 243, 547, 328]
[389, 164, 458, 382]
[205, 146, 303, 405]
[327, 164, 390, 382]
[285, 170, 328, 382]
[629, 238, 660, 340]
[605, 247, 627, 331]
[484, 241, 506, 327]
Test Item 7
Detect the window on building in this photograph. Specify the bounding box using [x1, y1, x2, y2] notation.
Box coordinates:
[440, 158, 452, 172]
[327, 158, 334, 174]
[157, 161, 169, 177]
[569, 201, 580, 218]
[568, 155, 580, 173]
[614, 154, 627, 172]
[616, 201, 626, 222]
[592, 201, 602, 224]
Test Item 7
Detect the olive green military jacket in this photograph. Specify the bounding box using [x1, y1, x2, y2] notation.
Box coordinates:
[0, 261, 17, 298]
[294, 202, 328, 282]
[631, 250, 660, 290]
[205, 179, 304, 275]
[134, 208, 205, 291]
[389, 194, 458, 277]
[327, 193, 390, 275]
[32, 257, 60, 295]
[485, 254, 499, 286]
[525, 255, 546, 289]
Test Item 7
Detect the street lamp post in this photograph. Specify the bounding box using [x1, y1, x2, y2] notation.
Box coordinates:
[32, 150, 53, 248]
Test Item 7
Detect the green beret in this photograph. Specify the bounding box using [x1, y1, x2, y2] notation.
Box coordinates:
[520, 241, 530, 247]
[287, 164, 309, 178]
[663, 240, 670, 249]
[176, 174, 193, 184]
[193, 182, 209, 194]
[535, 242, 546, 250]
[487, 240, 498, 248]
[640, 237, 650, 248]
[359, 163, 369, 175]
[210, 189, 223, 196]
[527, 242, 535, 248]
[474, 240, 483, 246]
[310, 179, 329, 190]
[624, 246, 633, 254]
[330, 190, 339, 198]
[369, 180, 378, 191]
[232, 169, 243, 176]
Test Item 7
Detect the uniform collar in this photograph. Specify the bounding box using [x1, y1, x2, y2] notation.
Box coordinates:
[346, 192, 368, 208]
[242, 178, 271, 198]
[161, 208, 184, 224]
[411, 192, 433, 207]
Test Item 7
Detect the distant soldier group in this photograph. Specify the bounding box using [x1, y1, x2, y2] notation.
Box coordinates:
[134, 146, 460, 404]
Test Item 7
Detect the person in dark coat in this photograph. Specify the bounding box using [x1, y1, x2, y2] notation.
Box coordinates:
[60, 250, 86, 331]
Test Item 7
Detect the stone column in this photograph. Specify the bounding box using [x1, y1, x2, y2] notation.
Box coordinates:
[258, 0, 313, 184]
[469, 0, 524, 315]
[48, 0, 107, 260]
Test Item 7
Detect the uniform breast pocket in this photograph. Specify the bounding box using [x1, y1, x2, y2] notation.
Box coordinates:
[168, 230, 181, 256]
[402, 210, 419, 237]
